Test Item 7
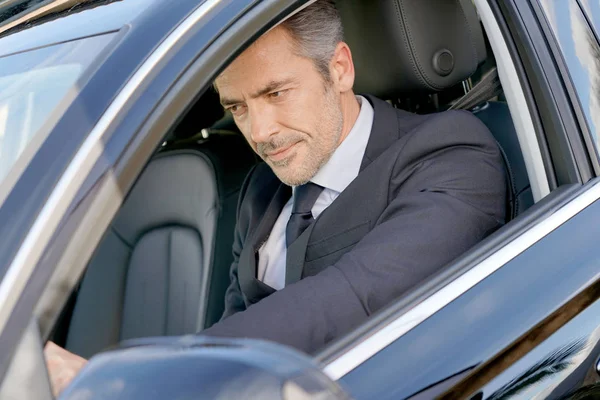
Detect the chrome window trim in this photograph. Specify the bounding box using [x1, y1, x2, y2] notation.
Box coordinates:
[323, 0, 580, 379]
[0, 0, 223, 337]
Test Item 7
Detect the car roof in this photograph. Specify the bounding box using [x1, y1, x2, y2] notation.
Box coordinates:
[0, 0, 162, 56]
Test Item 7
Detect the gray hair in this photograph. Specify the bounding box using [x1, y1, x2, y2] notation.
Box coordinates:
[281, 0, 344, 82]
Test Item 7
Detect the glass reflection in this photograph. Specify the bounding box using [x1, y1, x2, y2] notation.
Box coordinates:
[538, 0, 600, 162]
[488, 338, 586, 399]
[0, 33, 114, 193]
[481, 293, 600, 400]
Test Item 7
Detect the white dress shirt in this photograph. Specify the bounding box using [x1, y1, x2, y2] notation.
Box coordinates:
[257, 96, 374, 290]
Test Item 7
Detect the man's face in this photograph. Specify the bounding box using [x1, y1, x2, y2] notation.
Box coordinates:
[215, 26, 344, 186]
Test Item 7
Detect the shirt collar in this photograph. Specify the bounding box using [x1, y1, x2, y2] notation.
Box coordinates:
[310, 95, 374, 193]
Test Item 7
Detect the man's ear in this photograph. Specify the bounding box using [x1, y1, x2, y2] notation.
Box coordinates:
[330, 42, 355, 93]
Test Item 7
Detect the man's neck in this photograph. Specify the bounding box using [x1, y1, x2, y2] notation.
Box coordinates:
[336, 91, 361, 146]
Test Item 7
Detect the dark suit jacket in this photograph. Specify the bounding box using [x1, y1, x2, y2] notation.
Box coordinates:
[203, 95, 506, 354]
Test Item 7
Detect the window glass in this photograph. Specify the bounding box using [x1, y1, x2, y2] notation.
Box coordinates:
[0, 33, 114, 186]
[538, 0, 600, 162]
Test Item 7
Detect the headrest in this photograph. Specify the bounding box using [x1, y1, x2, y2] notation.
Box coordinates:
[337, 0, 487, 98]
[172, 88, 224, 140]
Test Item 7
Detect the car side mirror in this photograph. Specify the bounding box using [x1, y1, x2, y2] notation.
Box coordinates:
[59, 336, 352, 400]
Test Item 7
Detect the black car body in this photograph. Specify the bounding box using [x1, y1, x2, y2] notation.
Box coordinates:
[1, 0, 600, 399]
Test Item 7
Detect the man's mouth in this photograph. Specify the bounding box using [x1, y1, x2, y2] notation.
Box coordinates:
[265, 142, 298, 162]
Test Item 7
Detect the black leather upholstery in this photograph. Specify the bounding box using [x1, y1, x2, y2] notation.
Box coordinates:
[164, 134, 258, 327]
[339, 0, 532, 217]
[66, 151, 217, 358]
[66, 93, 256, 358]
[337, 0, 486, 97]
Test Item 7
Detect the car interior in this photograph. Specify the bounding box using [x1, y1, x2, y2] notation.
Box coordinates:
[51, 0, 536, 359]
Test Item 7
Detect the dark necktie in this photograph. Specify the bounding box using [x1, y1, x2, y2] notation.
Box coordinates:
[286, 182, 324, 247]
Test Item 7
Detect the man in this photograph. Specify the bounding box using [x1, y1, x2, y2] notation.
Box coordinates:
[46, 0, 506, 394]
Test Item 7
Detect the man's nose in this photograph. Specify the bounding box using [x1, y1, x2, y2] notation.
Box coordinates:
[249, 104, 278, 143]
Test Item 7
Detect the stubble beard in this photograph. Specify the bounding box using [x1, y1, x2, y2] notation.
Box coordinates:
[263, 90, 343, 186]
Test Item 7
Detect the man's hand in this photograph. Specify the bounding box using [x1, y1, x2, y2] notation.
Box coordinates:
[44, 341, 87, 397]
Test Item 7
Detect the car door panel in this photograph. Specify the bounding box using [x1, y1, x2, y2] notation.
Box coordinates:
[339, 181, 600, 400]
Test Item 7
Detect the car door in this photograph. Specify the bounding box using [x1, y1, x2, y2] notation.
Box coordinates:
[317, 0, 600, 399]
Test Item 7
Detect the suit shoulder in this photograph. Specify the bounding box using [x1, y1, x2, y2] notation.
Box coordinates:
[416, 109, 493, 141]
[395, 108, 498, 152]
[387, 109, 504, 177]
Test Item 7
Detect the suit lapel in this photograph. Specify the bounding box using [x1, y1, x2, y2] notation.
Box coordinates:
[281, 95, 405, 286]
[285, 223, 316, 285]
[251, 182, 292, 252]
[238, 182, 291, 304]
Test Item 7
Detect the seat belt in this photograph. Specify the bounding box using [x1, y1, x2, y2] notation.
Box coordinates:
[449, 67, 503, 110]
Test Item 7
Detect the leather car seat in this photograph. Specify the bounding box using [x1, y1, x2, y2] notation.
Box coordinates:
[65, 90, 256, 358]
[337, 0, 533, 219]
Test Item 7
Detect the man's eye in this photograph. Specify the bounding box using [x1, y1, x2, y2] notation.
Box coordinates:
[229, 104, 246, 116]
[269, 90, 287, 99]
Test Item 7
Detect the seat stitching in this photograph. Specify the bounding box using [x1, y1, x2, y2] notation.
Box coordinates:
[457, 0, 478, 73]
[398, 0, 443, 90]
[395, 0, 429, 90]
[164, 229, 172, 335]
